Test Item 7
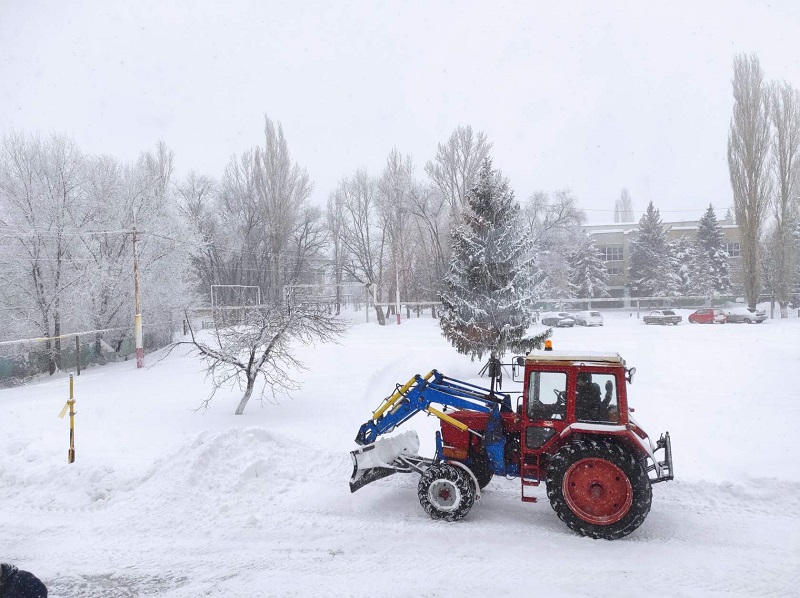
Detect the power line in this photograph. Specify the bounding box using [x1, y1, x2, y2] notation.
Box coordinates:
[0, 228, 134, 238]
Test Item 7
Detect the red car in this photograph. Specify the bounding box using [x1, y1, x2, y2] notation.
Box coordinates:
[688, 308, 726, 324]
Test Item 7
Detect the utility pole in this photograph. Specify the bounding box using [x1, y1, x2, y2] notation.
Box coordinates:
[133, 226, 143, 368]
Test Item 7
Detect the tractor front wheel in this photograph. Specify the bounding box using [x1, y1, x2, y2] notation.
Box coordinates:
[418, 463, 476, 522]
[546, 439, 652, 540]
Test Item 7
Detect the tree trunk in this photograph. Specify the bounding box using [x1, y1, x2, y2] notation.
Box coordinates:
[374, 305, 386, 325]
[235, 376, 257, 415]
[53, 306, 62, 373]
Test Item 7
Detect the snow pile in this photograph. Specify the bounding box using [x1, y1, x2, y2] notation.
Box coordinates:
[352, 430, 420, 470]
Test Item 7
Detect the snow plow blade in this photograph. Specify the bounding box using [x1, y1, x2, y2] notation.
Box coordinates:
[349, 431, 421, 493]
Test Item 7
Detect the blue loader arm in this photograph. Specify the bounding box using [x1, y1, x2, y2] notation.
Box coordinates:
[354, 370, 512, 446]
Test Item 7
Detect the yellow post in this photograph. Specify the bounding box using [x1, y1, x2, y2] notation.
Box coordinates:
[59, 375, 76, 463]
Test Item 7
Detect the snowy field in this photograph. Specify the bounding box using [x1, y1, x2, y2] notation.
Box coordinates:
[1, 309, 799, 597]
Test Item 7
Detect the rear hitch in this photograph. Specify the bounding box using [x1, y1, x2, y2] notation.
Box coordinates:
[651, 431, 674, 483]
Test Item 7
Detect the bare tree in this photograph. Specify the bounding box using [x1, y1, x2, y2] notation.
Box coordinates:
[377, 149, 415, 318]
[522, 188, 586, 247]
[728, 53, 772, 309]
[406, 182, 449, 295]
[614, 188, 635, 223]
[425, 125, 492, 215]
[176, 171, 219, 293]
[768, 80, 800, 317]
[333, 170, 387, 324]
[180, 305, 345, 415]
[325, 192, 345, 314]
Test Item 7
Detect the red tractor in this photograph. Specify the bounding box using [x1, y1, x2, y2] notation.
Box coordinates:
[351, 344, 673, 540]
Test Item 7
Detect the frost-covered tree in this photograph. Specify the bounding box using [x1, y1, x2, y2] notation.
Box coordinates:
[377, 148, 415, 320]
[0, 133, 90, 372]
[425, 125, 492, 215]
[629, 202, 678, 297]
[569, 232, 609, 299]
[439, 159, 548, 361]
[330, 169, 387, 324]
[406, 181, 450, 296]
[728, 53, 772, 309]
[521, 189, 585, 298]
[182, 116, 321, 305]
[768, 80, 800, 316]
[670, 236, 695, 297]
[614, 188, 635, 223]
[691, 204, 731, 297]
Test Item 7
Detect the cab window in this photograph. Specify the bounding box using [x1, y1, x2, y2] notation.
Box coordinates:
[575, 372, 620, 424]
[527, 371, 567, 421]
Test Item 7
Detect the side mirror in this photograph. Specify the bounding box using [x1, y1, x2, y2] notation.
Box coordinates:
[626, 367, 636, 384]
[511, 356, 525, 381]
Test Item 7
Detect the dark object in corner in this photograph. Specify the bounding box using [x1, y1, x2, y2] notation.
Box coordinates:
[0, 563, 48, 598]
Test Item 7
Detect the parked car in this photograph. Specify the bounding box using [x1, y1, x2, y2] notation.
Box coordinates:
[540, 312, 576, 327]
[574, 310, 604, 326]
[643, 310, 682, 325]
[724, 306, 767, 324]
[688, 308, 727, 324]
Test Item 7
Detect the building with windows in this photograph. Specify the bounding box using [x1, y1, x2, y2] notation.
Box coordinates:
[583, 218, 742, 298]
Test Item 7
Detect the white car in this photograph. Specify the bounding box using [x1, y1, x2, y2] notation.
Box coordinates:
[575, 310, 604, 326]
[724, 306, 767, 324]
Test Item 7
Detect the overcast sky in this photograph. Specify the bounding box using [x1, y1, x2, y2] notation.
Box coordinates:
[2, 0, 799, 223]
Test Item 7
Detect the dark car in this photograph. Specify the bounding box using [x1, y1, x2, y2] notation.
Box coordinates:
[540, 312, 576, 327]
[724, 306, 767, 323]
[643, 310, 682, 325]
[688, 308, 726, 324]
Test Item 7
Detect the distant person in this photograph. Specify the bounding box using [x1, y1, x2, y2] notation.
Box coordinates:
[0, 563, 47, 598]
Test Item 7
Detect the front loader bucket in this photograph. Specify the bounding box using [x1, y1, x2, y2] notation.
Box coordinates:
[349, 431, 420, 493]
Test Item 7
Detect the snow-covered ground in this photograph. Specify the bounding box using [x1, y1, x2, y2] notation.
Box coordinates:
[1, 310, 799, 597]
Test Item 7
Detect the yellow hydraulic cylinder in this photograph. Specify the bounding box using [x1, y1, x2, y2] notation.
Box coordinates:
[372, 371, 435, 420]
[425, 406, 469, 432]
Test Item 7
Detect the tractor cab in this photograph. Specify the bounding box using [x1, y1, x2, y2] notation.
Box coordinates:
[515, 344, 639, 501]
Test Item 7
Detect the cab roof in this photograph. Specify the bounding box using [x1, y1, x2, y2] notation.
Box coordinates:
[525, 350, 625, 365]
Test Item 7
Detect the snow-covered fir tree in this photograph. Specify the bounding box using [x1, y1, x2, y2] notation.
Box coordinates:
[692, 204, 731, 296]
[670, 236, 695, 296]
[568, 231, 609, 299]
[628, 202, 679, 297]
[439, 159, 548, 361]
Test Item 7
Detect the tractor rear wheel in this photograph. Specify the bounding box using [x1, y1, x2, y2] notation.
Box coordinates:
[418, 463, 476, 521]
[546, 438, 652, 540]
[468, 450, 493, 489]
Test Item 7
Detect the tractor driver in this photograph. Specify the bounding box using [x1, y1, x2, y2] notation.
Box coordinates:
[575, 372, 612, 422]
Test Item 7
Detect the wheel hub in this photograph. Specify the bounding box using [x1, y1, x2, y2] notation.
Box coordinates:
[563, 458, 633, 525]
[428, 479, 461, 512]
